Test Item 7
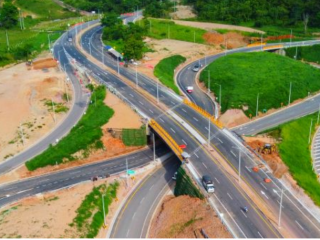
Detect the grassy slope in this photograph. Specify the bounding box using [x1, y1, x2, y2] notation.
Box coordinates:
[262, 113, 320, 206]
[25, 86, 114, 171]
[286, 45, 320, 64]
[16, 0, 78, 19]
[200, 52, 320, 116]
[154, 55, 186, 94]
[140, 19, 207, 44]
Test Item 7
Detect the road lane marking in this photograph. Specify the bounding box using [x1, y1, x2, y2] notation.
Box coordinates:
[227, 192, 233, 200]
[129, 94, 134, 97]
[139, 101, 144, 105]
[214, 177, 220, 184]
[245, 166, 252, 172]
[295, 220, 305, 230]
[182, 108, 187, 113]
[194, 153, 199, 158]
[132, 212, 136, 219]
[230, 150, 236, 157]
[182, 139, 187, 145]
[261, 191, 269, 199]
[170, 128, 176, 133]
[149, 185, 154, 191]
[149, 109, 154, 113]
[140, 197, 145, 204]
[202, 162, 208, 169]
[260, 182, 267, 190]
[241, 210, 248, 218]
[257, 231, 263, 238]
[217, 138, 223, 143]
[193, 117, 198, 122]
[159, 118, 164, 123]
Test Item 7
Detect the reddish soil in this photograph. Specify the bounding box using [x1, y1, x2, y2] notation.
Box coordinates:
[203, 32, 249, 48]
[149, 195, 231, 238]
[33, 58, 58, 69]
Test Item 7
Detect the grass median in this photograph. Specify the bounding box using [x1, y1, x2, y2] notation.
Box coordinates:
[261, 112, 320, 206]
[154, 54, 186, 94]
[200, 51, 320, 116]
[25, 85, 114, 171]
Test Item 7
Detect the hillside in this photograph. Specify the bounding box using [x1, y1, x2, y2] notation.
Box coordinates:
[200, 52, 320, 116]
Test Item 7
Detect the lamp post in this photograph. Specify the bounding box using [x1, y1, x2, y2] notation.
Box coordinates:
[214, 83, 222, 109]
[102, 194, 106, 228]
[232, 146, 242, 183]
[256, 93, 260, 117]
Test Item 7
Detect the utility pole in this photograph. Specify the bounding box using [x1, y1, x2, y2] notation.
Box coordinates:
[317, 104, 320, 125]
[126, 158, 128, 188]
[102, 194, 106, 228]
[51, 98, 56, 122]
[288, 82, 292, 105]
[207, 116, 211, 146]
[48, 34, 51, 51]
[309, 118, 313, 144]
[207, 71, 210, 93]
[260, 33, 263, 51]
[102, 44, 104, 65]
[238, 148, 241, 183]
[153, 133, 156, 162]
[290, 29, 293, 47]
[278, 188, 284, 228]
[5, 30, 10, 51]
[157, 81, 159, 104]
[117, 57, 120, 76]
[135, 66, 138, 88]
[256, 93, 259, 117]
[194, 31, 195, 43]
[295, 46, 298, 59]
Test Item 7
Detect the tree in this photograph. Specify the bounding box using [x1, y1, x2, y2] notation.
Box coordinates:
[0, 2, 19, 29]
[123, 35, 144, 60]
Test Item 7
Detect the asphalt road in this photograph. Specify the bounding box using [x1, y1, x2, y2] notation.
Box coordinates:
[75, 24, 283, 238]
[0, 26, 93, 175]
[82, 25, 320, 238]
[0, 146, 170, 208]
[110, 156, 180, 238]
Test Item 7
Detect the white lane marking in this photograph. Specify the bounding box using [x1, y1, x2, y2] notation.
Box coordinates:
[205, 127, 208, 130]
[182, 108, 187, 113]
[129, 94, 134, 97]
[295, 220, 305, 230]
[193, 117, 198, 122]
[151, 88, 155, 92]
[182, 139, 187, 145]
[230, 150, 236, 157]
[241, 210, 248, 218]
[194, 153, 199, 158]
[227, 192, 233, 200]
[149, 109, 154, 113]
[121, 87, 125, 90]
[16, 188, 33, 194]
[261, 191, 269, 199]
[149, 185, 154, 191]
[260, 182, 267, 190]
[126, 229, 130, 237]
[257, 231, 263, 238]
[159, 118, 165, 123]
[139, 101, 144, 105]
[170, 128, 176, 133]
[245, 166, 252, 172]
[214, 177, 220, 184]
[217, 138, 223, 143]
[171, 101, 175, 105]
[140, 197, 145, 204]
[202, 162, 208, 169]
[132, 212, 136, 219]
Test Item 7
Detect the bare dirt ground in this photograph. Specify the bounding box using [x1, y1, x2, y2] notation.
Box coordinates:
[149, 195, 231, 238]
[0, 166, 154, 238]
[0, 92, 143, 184]
[136, 38, 221, 81]
[0, 56, 71, 163]
[170, 5, 196, 20]
[172, 19, 265, 34]
[219, 109, 249, 128]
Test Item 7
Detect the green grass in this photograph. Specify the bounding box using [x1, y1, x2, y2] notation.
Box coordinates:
[154, 55, 186, 94]
[262, 113, 320, 206]
[122, 126, 147, 146]
[25, 86, 114, 171]
[16, 0, 79, 20]
[71, 182, 119, 238]
[286, 45, 320, 64]
[139, 19, 207, 44]
[200, 52, 320, 116]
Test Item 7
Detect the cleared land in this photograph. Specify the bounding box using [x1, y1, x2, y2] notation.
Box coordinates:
[154, 55, 186, 94]
[261, 112, 320, 206]
[200, 52, 320, 116]
[0, 57, 70, 162]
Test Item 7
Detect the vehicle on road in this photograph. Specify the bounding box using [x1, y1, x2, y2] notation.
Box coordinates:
[202, 175, 215, 193]
[172, 172, 177, 180]
[186, 86, 194, 93]
[242, 206, 248, 213]
[192, 65, 200, 72]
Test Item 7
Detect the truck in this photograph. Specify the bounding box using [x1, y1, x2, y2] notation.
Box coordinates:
[202, 175, 215, 193]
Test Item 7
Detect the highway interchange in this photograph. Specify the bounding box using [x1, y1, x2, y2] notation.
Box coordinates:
[1, 15, 320, 238]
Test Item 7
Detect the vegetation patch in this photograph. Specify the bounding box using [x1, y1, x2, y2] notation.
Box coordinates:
[25, 86, 114, 171]
[261, 112, 320, 206]
[154, 54, 186, 94]
[70, 182, 119, 238]
[286, 45, 320, 64]
[174, 167, 204, 199]
[200, 52, 320, 116]
[122, 126, 147, 146]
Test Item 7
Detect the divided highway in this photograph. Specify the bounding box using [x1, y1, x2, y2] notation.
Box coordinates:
[79, 24, 320, 238]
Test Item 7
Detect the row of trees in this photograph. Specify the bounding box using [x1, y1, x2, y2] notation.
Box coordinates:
[101, 13, 146, 60]
[62, 0, 173, 18]
[182, 0, 320, 32]
[0, 1, 19, 29]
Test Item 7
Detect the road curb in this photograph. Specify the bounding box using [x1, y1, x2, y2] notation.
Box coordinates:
[311, 125, 320, 178]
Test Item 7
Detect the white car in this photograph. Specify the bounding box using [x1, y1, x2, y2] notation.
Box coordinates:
[192, 65, 200, 72]
[186, 86, 194, 93]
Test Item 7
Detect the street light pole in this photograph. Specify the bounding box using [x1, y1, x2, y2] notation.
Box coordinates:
[288, 82, 292, 105]
[117, 57, 120, 76]
[278, 188, 284, 228]
[238, 149, 241, 183]
[102, 45, 104, 65]
[48, 34, 51, 51]
[207, 116, 211, 146]
[102, 194, 106, 228]
[309, 118, 313, 144]
[219, 84, 222, 109]
[153, 133, 156, 162]
[126, 158, 128, 188]
[207, 71, 210, 93]
[256, 93, 259, 117]
[194, 31, 195, 43]
[157, 81, 159, 104]
[135, 66, 138, 88]
[5, 30, 10, 51]
[51, 98, 56, 122]
[290, 29, 292, 47]
[317, 104, 320, 125]
[261, 33, 263, 51]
